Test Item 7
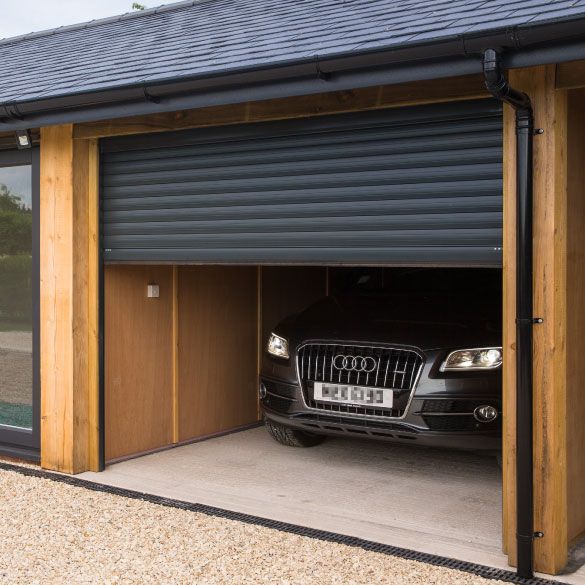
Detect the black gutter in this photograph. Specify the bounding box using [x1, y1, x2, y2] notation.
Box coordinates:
[0, 56, 482, 130]
[2, 15, 585, 131]
[483, 48, 542, 580]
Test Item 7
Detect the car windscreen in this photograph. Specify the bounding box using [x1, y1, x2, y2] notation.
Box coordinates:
[330, 267, 501, 295]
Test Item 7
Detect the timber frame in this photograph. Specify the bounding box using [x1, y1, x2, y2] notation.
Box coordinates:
[10, 62, 584, 574]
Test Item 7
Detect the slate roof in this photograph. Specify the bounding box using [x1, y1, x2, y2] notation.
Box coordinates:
[2, 0, 585, 106]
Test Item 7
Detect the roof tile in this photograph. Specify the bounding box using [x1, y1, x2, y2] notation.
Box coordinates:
[1, 0, 584, 104]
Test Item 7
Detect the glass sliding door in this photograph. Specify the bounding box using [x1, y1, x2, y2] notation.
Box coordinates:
[0, 149, 39, 457]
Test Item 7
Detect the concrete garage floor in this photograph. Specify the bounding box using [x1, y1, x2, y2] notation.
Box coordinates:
[80, 427, 509, 570]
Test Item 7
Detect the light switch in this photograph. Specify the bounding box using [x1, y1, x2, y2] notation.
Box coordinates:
[147, 284, 160, 298]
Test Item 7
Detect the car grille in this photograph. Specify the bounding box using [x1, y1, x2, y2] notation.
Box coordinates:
[297, 343, 424, 418]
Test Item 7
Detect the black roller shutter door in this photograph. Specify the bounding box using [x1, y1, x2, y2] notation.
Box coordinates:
[101, 99, 503, 266]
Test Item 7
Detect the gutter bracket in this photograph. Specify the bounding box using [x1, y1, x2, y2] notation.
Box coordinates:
[517, 531, 544, 541]
[516, 318, 543, 324]
[0, 102, 25, 121]
[10, 103, 25, 120]
[143, 88, 161, 104]
[314, 56, 331, 81]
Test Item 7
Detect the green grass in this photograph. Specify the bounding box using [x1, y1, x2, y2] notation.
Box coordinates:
[0, 320, 31, 332]
[0, 401, 32, 429]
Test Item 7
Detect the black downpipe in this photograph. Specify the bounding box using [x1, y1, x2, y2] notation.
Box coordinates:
[483, 48, 538, 579]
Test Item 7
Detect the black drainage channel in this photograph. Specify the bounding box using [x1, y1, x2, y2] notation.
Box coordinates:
[0, 461, 568, 585]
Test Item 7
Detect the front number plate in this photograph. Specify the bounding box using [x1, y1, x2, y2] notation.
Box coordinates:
[313, 383, 393, 408]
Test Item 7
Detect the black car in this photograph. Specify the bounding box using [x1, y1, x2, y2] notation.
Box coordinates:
[260, 268, 502, 452]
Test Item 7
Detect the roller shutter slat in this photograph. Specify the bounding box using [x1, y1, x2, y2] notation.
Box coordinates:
[102, 148, 500, 187]
[101, 99, 503, 266]
[104, 164, 501, 198]
[106, 248, 500, 265]
[104, 212, 503, 236]
[104, 141, 501, 181]
[103, 181, 502, 212]
[104, 196, 503, 224]
[106, 228, 502, 249]
[102, 132, 502, 174]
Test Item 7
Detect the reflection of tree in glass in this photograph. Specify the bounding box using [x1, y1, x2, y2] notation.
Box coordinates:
[0, 184, 32, 329]
[0, 184, 31, 256]
[0, 183, 27, 210]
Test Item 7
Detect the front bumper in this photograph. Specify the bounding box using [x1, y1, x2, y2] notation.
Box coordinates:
[260, 373, 501, 452]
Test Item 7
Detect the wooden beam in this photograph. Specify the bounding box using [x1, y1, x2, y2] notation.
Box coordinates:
[87, 139, 100, 472]
[172, 265, 179, 444]
[40, 127, 99, 473]
[503, 66, 569, 575]
[566, 88, 585, 546]
[532, 67, 568, 577]
[73, 74, 488, 139]
[556, 60, 585, 90]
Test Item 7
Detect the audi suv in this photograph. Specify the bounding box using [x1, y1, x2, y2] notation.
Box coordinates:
[260, 268, 502, 452]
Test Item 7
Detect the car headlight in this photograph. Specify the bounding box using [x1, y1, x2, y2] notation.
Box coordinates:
[440, 347, 502, 371]
[267, 333, 290, 359]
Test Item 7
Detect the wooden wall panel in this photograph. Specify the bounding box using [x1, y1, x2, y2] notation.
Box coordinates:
[178, 266, 258, 441]
[261, 267, 327, 350]
[566, 89, 585, 544]
[104, 265, 174, 461]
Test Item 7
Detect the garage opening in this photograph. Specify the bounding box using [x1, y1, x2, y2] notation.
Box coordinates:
[98, 98, 504, 565]
[101, 264, 503, 564]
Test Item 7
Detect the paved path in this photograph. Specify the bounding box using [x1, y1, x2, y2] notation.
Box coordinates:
[0, 331, 32, 406]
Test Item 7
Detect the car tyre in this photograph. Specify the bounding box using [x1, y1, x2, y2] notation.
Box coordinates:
[265, 418, 325, 447]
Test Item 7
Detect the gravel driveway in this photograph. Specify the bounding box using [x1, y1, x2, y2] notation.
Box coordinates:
[0, 467, 510, 585]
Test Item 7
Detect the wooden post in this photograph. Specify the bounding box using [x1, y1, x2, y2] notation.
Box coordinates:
[566, 89, 585, 549]
[502, 66, 569, 575]
[172, 265, 180, 444]
[40, 125, 100, 473]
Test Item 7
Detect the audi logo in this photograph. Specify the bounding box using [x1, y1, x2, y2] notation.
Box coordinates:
[333, 354, 378, 373]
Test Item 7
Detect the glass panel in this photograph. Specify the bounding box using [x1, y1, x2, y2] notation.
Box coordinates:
[0, 165, 32, 429]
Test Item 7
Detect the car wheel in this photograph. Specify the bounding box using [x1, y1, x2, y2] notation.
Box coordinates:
[264, 418, 325, 447]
